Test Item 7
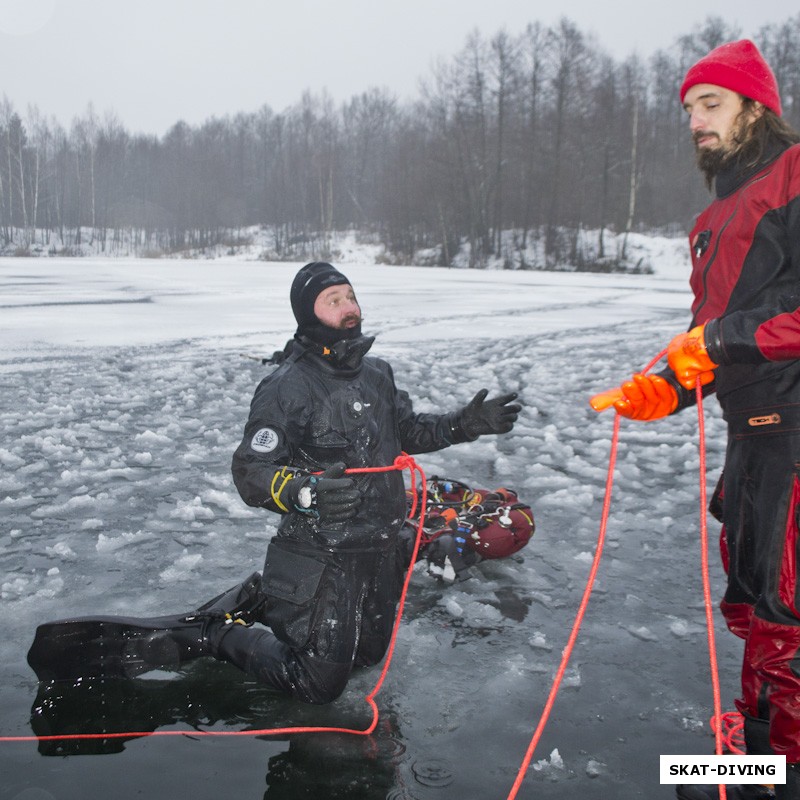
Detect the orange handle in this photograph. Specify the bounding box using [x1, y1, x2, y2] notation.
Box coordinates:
[589, 388, 625, 412]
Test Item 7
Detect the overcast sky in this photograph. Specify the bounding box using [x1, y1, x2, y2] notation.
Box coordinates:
[0, 0, 794, 136]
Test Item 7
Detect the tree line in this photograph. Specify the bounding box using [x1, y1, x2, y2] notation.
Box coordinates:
[2, 14, 799, 268]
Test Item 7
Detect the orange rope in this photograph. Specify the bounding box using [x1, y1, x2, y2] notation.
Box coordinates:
[3, 381, 737, 800]
[696, 382, 728, 798]
[506, 358, 728, 799]
[1, 454, 427, 744]
[505, 413, 621, 799]
[713, 711, 746, 756]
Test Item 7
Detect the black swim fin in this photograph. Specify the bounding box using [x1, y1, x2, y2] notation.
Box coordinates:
[27, 572, 265, 683]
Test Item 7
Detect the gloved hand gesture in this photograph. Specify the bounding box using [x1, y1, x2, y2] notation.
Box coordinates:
[289, 462, 362, 523]
[460, 389, 521, 438]
[590, 373, 678, 420]
[667, 323, 718, 390]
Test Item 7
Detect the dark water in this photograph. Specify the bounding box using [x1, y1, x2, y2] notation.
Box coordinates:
[0, 315, 740, 800]
[1, 574, 739, 800]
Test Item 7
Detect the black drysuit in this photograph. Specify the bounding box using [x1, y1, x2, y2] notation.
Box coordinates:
[228, 335, 464, 703]
[669, 141, 800, 760]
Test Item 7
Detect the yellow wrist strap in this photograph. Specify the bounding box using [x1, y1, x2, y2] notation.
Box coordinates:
[270, 467, 296, 512]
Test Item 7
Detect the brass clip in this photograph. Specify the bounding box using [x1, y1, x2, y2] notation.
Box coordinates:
[748, 414, 781, 427]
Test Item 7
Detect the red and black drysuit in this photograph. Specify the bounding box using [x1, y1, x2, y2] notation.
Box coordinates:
[228, 335, 467, 704]
[666, 140, 800, 761]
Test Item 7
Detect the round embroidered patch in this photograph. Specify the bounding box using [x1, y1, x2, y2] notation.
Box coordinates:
[251, 427, 279, 453]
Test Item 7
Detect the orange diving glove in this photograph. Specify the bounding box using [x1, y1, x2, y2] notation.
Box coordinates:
[667, 323, 718, 390]
[590, 373, 678, 421]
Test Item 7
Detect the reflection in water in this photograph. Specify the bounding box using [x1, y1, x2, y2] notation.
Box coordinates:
[262, 713, 410, 800]
[29, 662, 422, 798]
[30, 660, 364, 753]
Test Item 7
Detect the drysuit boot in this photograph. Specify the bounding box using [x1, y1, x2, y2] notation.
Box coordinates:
[120, 572, 266, 676]
[216, 624, 353, 705]
[676, 716, 775, 800]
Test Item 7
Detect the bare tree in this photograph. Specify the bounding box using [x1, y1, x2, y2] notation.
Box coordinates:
[759, 13, 800, 128]
[518, 22, 547, 255]
[0, 96, 13, 243]
[69, 105, 101, 244]
[9, 112, 28, 235]
[488, 30, 520, 258]
[341, 87, 398, 228]
[544, 18, 590, 265]
[4, 12, 800, 269]
[25, 105, 49, 245]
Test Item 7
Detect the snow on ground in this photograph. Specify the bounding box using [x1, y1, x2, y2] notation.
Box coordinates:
[0, 241, 739, 800]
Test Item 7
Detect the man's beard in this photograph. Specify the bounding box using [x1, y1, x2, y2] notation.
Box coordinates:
[694, 114, 750, 188]
[695, 145, 737, 187]
[300, 315, 363, 346]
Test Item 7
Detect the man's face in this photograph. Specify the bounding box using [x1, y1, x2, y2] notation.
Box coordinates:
[683, 83, 764, 180]
[313, 284, 361, 330]
[683, 84, 747, 152]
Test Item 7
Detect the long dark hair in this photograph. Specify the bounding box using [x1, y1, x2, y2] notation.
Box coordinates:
[699, 99, 800, 190]
[735, 99, 800, 170]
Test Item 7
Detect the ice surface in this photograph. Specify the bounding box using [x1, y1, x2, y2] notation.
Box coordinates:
[0, 243, 739, 799]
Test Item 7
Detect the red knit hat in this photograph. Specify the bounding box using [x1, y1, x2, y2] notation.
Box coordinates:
[680, 39, 782, 116]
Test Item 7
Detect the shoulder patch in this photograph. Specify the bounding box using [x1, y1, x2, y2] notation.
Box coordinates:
[250, 427, 279, 453]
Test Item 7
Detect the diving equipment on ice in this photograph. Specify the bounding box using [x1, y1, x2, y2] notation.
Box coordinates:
[406, 477, 535, 581]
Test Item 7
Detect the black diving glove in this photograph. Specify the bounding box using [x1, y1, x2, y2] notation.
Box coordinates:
[458, 389, 521, 439]
[288, 462, 362, 523]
